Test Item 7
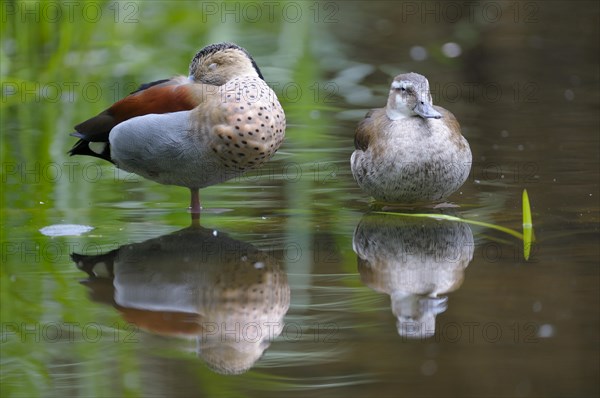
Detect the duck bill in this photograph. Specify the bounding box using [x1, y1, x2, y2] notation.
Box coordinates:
[414, 101, 442, 119]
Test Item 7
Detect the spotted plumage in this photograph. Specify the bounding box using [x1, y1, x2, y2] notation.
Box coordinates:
[72, 224, 290, 374]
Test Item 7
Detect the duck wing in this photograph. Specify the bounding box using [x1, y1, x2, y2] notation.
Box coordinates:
[69, 76, 204, 162]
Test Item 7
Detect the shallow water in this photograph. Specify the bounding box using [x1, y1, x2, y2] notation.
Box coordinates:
[1, 2, 599, 397]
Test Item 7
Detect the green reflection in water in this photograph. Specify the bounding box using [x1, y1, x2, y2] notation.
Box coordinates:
[2, 0, 351, 396]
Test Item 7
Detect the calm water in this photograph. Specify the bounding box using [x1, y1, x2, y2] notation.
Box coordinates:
[1, 1, 599, 397]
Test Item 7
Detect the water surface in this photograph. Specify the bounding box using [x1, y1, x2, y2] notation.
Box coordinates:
[1, 2, 599, 397]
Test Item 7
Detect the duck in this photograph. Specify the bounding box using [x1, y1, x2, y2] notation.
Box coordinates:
[351, 72, 471, 204]
[69, 42, 286, 217]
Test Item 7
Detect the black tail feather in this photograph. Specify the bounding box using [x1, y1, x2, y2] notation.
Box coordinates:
[68, 138, 113, 163]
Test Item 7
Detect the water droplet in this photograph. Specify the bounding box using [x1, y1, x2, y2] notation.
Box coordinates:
[421, 360, 437, 376]
[564, 89, 574, 101]
[212, 230, 218, 237]
[409, 46, 428, 61]
[253, 262, 265, 269]
[537, 324, 554, 338]
[441, 42, 462, 58]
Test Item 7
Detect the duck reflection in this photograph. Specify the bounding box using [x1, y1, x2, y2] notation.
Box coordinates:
[72, 224, 290, 375]
[353, 213, 473, 339]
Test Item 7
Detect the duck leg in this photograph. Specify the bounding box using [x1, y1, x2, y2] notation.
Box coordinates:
[189, 188, 201, 220]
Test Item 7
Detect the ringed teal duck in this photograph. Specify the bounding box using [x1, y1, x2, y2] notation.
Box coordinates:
[351, 72, 471, 204]
[69, 43, 286, 216]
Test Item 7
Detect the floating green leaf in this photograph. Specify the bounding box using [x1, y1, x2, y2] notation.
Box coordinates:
[376, 191, 536, 262]
[374, 211, 525, 240]
[522, 189, 534, 261]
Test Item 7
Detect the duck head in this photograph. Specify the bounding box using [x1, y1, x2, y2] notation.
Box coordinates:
[386, 72, 442, 120]
[189, 42, 264, 85]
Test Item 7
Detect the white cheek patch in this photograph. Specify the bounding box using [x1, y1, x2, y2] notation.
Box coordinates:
[387, 94, 413, 120]
[89, 142, 108, 155]
[395, 94, 412, 113]
[395, 94, 403, 107]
